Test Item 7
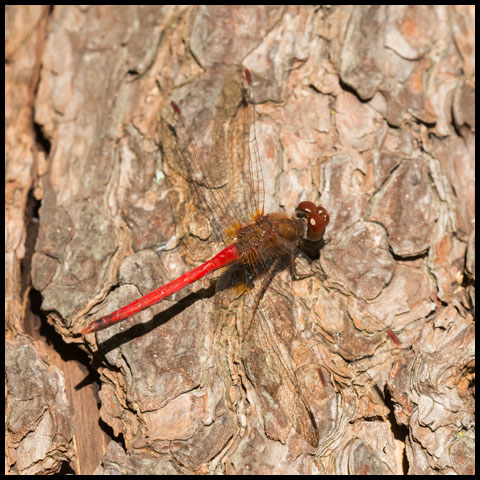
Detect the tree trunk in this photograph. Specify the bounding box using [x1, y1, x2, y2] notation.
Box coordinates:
[5, 5, 474, 475]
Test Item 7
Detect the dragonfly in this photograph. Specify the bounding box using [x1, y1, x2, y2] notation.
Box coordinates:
[81, 65, 333, 446]
[81, 66, 400, 447]
[81, 67, 329, 337]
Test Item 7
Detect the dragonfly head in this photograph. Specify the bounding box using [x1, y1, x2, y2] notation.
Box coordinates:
[295, 201, 329, 242]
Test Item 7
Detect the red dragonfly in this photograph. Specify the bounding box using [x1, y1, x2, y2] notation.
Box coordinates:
[81, 67, 329, 337]
[81, 66, 399, 447]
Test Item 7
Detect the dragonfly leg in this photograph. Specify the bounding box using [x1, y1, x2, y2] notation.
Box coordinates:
[289, 250, 315, 281]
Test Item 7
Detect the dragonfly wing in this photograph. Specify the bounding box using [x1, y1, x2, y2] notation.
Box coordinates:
[240, 267, 321, 447]
[161, 65, 264, 244]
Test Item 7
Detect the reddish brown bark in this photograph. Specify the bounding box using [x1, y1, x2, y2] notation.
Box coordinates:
[6, 5, 474, 474]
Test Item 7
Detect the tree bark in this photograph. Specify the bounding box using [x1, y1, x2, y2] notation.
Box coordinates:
[5, 5, 474, 474]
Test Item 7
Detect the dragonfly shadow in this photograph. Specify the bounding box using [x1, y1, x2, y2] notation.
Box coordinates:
[92, 282, 217, 356]
[90, 261, 253, 360]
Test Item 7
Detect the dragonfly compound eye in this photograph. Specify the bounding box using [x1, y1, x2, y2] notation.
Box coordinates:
[317, 206, 329, 227]
[306, 211, 326, 241]
[296, 201, 317, 216]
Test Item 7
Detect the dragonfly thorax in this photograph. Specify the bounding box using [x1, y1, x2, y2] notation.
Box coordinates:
[234, 213, 305, 265]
